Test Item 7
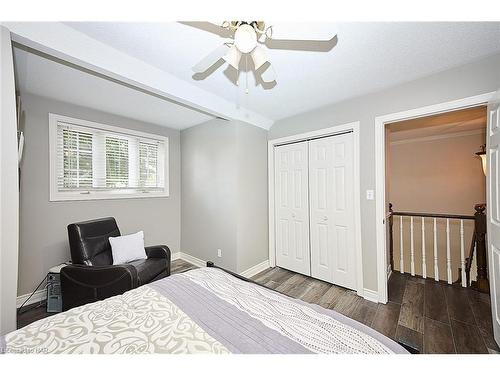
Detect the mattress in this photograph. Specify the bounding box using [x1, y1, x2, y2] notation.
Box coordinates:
[1, 267, 407, 354]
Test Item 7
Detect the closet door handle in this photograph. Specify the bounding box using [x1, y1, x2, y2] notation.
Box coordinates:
[291, 213, 296, 218]
[323, 216, 328, 221]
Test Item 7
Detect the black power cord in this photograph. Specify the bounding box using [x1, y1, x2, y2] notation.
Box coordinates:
[17, 276, 46, 314]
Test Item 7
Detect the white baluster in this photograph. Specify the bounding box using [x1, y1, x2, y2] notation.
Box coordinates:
[410, 216, 415, 276]
[399, 216, 404, 273]
[446, 218, 452, 284]
[433, 218, 439, 281]
[421, 217, 427, 279]
[460, 220, 466, 287]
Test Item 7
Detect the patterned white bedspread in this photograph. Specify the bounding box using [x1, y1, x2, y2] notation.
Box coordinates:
[1, 268, 407, 354]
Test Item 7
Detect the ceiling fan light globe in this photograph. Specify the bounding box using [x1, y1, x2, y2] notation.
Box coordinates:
[234, 24, 257, 53]
[251, 46, 268, 71]
[223, 46, 242, 70]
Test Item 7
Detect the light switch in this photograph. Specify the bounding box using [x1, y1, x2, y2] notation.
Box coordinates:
[366, 190, 375, 200]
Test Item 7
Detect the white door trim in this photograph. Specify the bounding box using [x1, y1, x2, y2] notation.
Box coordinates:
[268, 122, 364, 298]
[374, 92, 495, 304]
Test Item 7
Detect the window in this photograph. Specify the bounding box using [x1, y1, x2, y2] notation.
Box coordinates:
[49, 113, 168, 201]
[105, 136, 129, 188]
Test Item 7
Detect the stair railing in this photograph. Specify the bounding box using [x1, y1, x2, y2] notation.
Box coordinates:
[388, 203, 489, 292]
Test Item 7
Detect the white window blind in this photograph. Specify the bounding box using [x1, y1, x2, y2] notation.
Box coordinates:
[105, 136, 129, 188]
[50, 114, 168, 201]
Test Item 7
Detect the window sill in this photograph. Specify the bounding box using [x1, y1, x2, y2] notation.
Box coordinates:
[49, 190, 170, 202]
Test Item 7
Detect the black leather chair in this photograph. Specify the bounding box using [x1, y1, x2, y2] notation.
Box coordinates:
[60, 217, 170, 311]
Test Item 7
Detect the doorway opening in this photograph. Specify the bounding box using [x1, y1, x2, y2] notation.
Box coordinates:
[375, 103, 500, 352]
[385, 106, 487, 289]
[375, 93, 494, 304]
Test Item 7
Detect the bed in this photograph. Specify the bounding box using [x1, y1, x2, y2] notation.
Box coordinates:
[1, 263, 408, 354]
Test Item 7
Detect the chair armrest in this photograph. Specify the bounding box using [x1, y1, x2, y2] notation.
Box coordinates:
[145, 245, 170, 259]
[145, 245, 171, 276]
[60, 264, 138, 311]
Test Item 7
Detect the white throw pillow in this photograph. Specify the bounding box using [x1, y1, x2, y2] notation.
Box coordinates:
[109, 231, 147, 265]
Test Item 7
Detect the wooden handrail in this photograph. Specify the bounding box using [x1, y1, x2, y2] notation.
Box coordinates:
[391, 211, 474, 220]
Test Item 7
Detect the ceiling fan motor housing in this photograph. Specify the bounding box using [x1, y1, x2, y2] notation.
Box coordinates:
[234, 24, 258, 53]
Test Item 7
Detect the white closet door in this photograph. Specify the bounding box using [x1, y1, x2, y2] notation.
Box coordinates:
[274, 142, 311, 275]
[309, 133, 356, 289]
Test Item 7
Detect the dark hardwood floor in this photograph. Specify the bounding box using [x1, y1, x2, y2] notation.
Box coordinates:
[390, 272, 500, 354]
[17, 260, 499, 354]
[251, 267, 499, 354]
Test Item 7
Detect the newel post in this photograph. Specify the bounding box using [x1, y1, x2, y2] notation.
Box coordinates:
[389, 203, 394, 272]
[474, 204, 489, 294]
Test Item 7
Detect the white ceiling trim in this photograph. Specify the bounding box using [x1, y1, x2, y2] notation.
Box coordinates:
[3, 22, 274, 130]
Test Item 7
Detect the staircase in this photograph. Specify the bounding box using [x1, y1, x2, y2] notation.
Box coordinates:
[388, 203, 489, 293]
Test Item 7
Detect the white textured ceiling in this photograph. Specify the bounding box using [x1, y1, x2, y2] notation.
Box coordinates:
[64, 22, 500, 122]
[13, 46, 213, 130]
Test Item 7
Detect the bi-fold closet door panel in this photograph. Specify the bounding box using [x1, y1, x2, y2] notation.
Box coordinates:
[274, 132, 356, 290]
[308, 133, 356, 290]
[274, 142, 311, 276]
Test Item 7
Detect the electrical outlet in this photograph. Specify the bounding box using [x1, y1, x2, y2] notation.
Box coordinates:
[217, 249, 222, 258]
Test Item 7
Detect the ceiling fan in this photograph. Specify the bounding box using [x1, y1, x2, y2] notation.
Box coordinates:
[186, 21, 338, 90]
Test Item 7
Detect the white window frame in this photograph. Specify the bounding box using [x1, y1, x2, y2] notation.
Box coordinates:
[49, 113, 169, 201]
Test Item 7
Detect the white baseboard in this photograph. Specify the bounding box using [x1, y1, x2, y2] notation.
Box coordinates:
[363, 288, 379, 303]
[240, 260, 270, 278]
[17, 289, 46, 308]
[171, 252, 181, 261]
[178, 252, 206, 268]
[176, 252, 270, 279]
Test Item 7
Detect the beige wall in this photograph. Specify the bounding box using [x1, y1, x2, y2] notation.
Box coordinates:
[388, 131, 485, 280]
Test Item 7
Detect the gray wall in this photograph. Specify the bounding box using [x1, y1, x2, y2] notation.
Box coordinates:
[181, 119, 268, 273]
[236, 123, 269, 272]
[270, 53, 500, 291]
[18, 94, 181, 296]
[181, 119, 238, 270]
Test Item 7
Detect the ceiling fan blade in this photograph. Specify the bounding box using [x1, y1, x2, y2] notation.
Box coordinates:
[179, 21, 233, 38]
[223, 45, 242, 70]
[266, 22, 337, 41]
[192, 44, 230, 73]
[260, 63, 277, 83]
[264, 22, 338, 52]
[251, 46, 268, 70]
[265, 36, 338, 52]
